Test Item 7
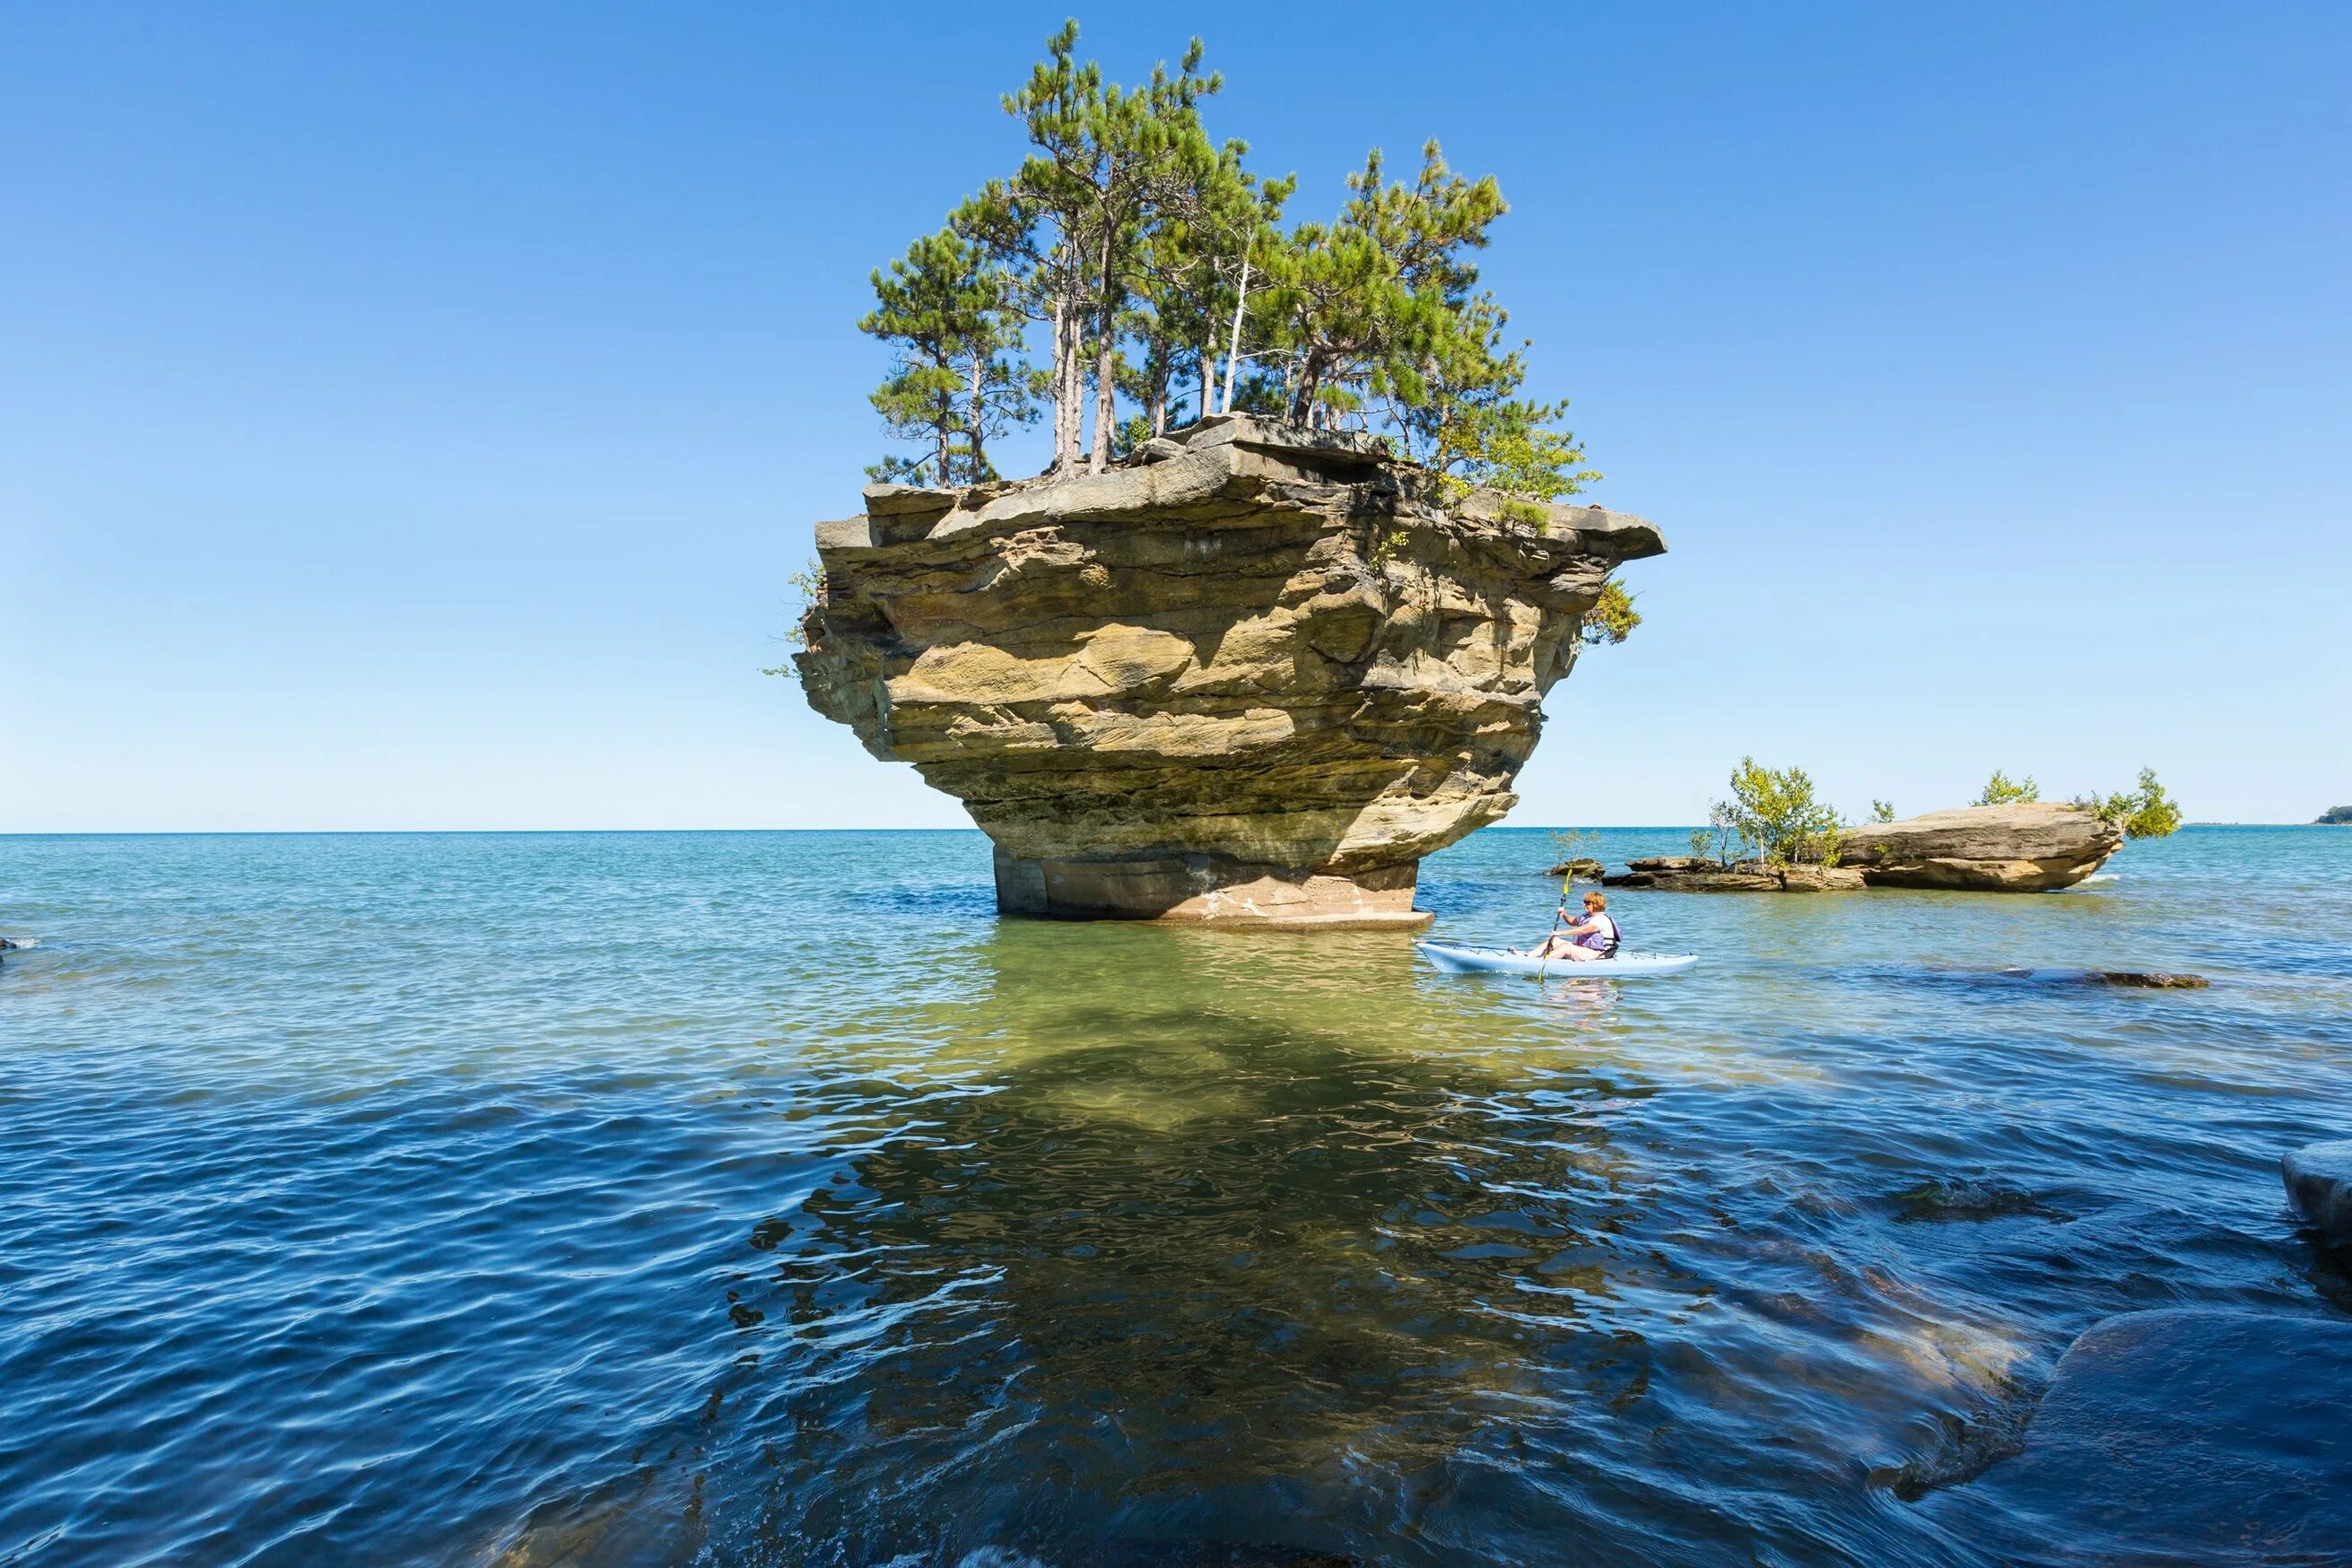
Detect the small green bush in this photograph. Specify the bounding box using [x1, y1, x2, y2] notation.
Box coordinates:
[1580, 579, 1640, 646]
[1975, 771, 2038, 806]
[2083, 767, 2182, 840]
[1712, 757, 1843, 867]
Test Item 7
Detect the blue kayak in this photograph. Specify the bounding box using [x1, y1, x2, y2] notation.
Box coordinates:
[1417, 941, 1698, 979]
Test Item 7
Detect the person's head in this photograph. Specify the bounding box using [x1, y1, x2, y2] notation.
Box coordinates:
[1582, 891, 1607, 914]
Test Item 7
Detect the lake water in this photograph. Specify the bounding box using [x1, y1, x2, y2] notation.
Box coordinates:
[3, 826, 2348, 1566]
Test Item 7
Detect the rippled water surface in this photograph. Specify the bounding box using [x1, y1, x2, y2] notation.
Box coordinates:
[3, 827, 2348, 1566]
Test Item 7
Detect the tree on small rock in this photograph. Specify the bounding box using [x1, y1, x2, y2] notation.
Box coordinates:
[1713, 757, 1843, 867]
[2083, 767, 2182, 841]
[1976, 771, 2039, 806]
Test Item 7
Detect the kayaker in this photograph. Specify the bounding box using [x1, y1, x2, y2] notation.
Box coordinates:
[1517, 891, 1620, 962]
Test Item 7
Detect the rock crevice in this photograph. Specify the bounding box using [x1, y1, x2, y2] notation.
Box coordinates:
[797, 414, 1665, 928]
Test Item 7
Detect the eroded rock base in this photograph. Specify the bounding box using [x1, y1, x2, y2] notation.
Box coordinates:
[993, 850, 1432, 931]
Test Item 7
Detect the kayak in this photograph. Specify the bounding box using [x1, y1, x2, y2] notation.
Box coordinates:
[1416, 941, 1698, 978]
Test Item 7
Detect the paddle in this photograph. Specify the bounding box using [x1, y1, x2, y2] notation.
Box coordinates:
[1536, 869, 1572, 980]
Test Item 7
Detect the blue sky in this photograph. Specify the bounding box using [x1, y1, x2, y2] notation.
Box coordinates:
[4, 2, 2347, 831]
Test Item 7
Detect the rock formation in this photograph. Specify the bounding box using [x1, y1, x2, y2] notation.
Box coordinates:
[795, 414, 1666, 928]
[1606, 803, 2121, 893]
[1606, 858, 1865, 893]
[1837, 802, 2121, 890]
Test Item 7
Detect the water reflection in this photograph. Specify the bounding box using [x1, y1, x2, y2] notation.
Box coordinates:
[701, 922, 1671, 1563]
[491, 919, 1710, 1564]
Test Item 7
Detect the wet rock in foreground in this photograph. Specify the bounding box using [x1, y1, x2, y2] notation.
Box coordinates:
[1936, 1308, 2352, 1561]
[2285, 1139, 2352, 1250]
[1888, 1178, 2069, 1224]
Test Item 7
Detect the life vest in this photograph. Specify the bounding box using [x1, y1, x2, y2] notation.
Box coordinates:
[1577, 913, 1621, 957]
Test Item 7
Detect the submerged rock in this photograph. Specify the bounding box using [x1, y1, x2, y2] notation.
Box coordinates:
[1938, 1309, 2352, 1559]
[1836, 802, 2121, 892]
[1982, 967, 2210, 989]
[1889, 1178, 2069, 1224]
[797, 414, 1666, 928]
[2285, 1138, 2352, 1250]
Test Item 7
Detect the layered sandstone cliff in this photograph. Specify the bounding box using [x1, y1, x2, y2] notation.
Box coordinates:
[796, 414, 1665, 928]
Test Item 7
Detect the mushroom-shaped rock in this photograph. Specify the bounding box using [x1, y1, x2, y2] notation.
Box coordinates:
[796, 415, 1665, 928]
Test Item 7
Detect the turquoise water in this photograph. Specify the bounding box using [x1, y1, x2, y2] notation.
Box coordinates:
[2, 826, 2348, 1566]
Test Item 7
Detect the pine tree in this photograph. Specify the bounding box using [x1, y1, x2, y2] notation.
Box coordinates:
[1119, 147, 1291, 437]
[863, 31, 1598, 511]
[859, 229, 1035, 486]
[1260, 144, 1506, 431]
[1000, 22, 1222, 473]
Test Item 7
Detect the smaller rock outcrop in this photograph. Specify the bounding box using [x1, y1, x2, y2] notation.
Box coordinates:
[1604, 804, 2119, 893]
[1544, 858, 1606, 880]
[2285, 1139, 2352, 1250]
[1837, 803, 2121, 891]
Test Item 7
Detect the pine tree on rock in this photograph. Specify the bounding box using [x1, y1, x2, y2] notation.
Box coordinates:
[858, 28, 1607, 544]
[1001, 22, 1222, 473]
[860, 229, 1036, 486]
